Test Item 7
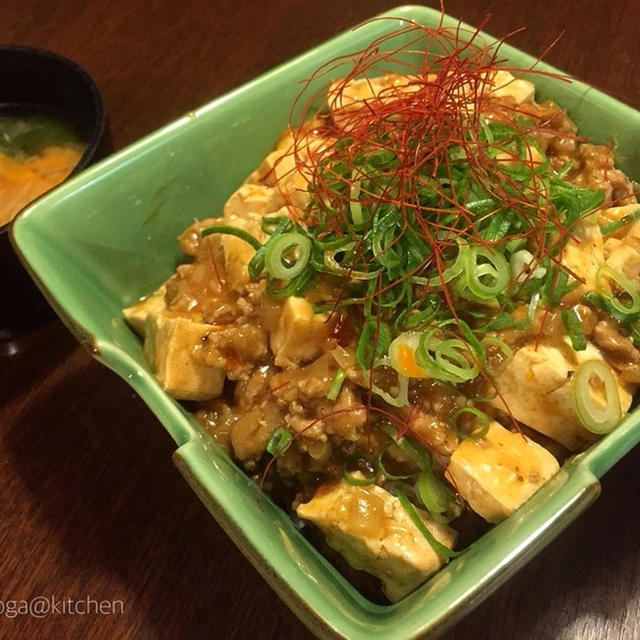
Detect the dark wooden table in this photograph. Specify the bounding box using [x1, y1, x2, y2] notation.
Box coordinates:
[2, 1, 639, 638]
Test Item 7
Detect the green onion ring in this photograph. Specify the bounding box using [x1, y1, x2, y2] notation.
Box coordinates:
[370, 373, 409, 407]
[323, 244, 380, 281]
[416, 330, 479, 383]
[595, 265, 640, 316]
[481, 336, 514, 376]
[372, 443, 413, 481]
[434, 339, 479, 381]
[427, 244, 469, 286]
[451, 405, 490, 440]
[465, 246, 510, 299]
[264, 232, 311, 280]
[571, 360, 622, 434]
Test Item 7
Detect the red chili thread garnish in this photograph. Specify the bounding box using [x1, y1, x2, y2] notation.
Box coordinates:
[252, 379, 292, 404]
[396, 402, 420, 440]
[278, 18, 583, 328]
[204, 235, 225, 292]
[255, 13, 613, 497]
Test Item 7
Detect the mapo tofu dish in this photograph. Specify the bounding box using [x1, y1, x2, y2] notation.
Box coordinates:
[125, 21, 640, 602]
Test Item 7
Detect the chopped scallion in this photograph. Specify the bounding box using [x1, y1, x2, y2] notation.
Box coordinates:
[571, 360, 622, 434]
[265, 427, 292, 457]
[395, 487, 457, 559]
[561, 307, 587, 351]
[200, 224, 262, 250]
[264, 232, 312, 280]
[451, 405, 490, 440]
[327, 369, 346, 401]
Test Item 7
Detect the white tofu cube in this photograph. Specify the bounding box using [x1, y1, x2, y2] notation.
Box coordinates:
[606, 241, 640, 281]
[447, 421, 559, 523]
[217, 211, 264, 292]
[561, 222, 605, 292]
[123, 286, 166, 335]
[296, 478, 456, 601]
[490, 341, 631, 450]
[248, 140, 311, 209]
[143, 313, 224, 401]
[601, 207, 640, 282]
[223, 183, 284, 218]
[489, 70, 535, 104]
[270, 296, 328, 368]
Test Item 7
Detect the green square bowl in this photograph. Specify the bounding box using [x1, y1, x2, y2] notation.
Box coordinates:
[11, 5, 640, 638]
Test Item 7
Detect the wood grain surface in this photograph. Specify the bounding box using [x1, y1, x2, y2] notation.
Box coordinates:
[2, 1, 639, 639]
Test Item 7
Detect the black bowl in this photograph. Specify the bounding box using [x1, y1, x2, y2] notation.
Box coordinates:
[0, 45, 107, 340]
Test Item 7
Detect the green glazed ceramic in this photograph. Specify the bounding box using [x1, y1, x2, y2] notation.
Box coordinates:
[11, 6, 640, 638]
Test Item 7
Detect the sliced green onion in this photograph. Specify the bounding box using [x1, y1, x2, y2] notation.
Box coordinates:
[480, 116, 495, 144]
[545, 267, 579, 307]
[265, 265, 314, 299]
[504, 237, 527, 253]
[313, 234, 354, 251]
[595, 265, 640, 316]
[323, 244, 379, 281]
[349, 180, 364, 227]
[453, 318, 484, 360]
[416, 468, 449, 515]
[416, 330, 479, 383]
[600, 207, 640, 235]
[561, 307, 587, 351]
[427, 243, 469, 286]
[370, 373, 409, 407]
[451, 405, 490, 440]
[395, 300, 440, 332]
[264, 232, 311, 280]
[342, 464, 378, 486]
[378, 422, 431, 470]
[355, 319, 391, 369]
[481, 209, 512, 242]
[465, 198, 497, 214]
[372, 444, 413, 481]
[265, 427, 292, 456]
[571, 360, 622, 434]
[481, 335, 514, 376]
[261, 215, 290, 234]
[583, 290, 640, 325]
[327, 369, 346, 401]
[528, 291, 541, 324]
[200, 224, 262, 250]
[248, 217, 289, 279]
[388, 332, 427, 378]
[555, 159, 574, 179]
[323, 243, 353, 270]
[509, 249, 546, 283]
[435, 340, 479, 380]
[465, 246, 510, 299]
[395, 487, 457, 559]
